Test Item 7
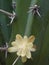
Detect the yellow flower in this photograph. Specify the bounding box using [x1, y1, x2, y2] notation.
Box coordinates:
[8, 34, 36, 62]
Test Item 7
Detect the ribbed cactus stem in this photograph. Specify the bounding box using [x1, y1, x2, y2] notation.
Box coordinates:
[25, 13, 34, 36]
[24, 0, 37, 36]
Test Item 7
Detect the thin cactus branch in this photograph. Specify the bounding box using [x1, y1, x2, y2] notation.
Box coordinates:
[0, 9, 13, 16]
[0, 42, 8, 58]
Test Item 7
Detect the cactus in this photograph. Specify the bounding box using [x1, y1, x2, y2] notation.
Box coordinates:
[0, 0, 49, 65]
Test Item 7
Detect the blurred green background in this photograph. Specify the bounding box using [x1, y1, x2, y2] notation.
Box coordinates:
[0, 0, 49, 65]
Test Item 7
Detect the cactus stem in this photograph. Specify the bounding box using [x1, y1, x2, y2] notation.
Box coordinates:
[24, 0, 37, 36]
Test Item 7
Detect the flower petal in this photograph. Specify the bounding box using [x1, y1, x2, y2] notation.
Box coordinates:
[26, 51, 31, 59]
[21, 49, 26, 57]
[28, 35, 35, 43]
[16, 34, 22, 40]
[11, 41, 16, 46]
[8, 47, 17, 52]
[21, 56, 27, 63]
[23, 36, 28, 42]
[27, 43, 33, 49]
[17, 49, 22, 56]
[24, 36, 28, 39]
[31, 48, 36, 52]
